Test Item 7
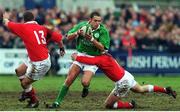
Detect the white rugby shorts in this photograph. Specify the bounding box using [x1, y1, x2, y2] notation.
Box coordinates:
[72, 52, 98, 74]
[24, 55, 51, 80]
[112, 70, 137, 97]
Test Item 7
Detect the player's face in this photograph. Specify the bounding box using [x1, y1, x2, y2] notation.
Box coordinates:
[90, 16, 102, 30]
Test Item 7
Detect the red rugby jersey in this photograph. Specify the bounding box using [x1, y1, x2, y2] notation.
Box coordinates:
[8, 21, 62, 61]
[76, 54, 125, 82]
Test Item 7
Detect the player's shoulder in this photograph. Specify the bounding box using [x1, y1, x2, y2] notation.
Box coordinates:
[71, 21, 88, 30]
[99, 24, 108, 33]
[9, 21, 23, 26]
[28, 23, 46, 29]
[78, 21, 88, 25]
[7, 22, 24, 29]
[76, 21, 88, 27]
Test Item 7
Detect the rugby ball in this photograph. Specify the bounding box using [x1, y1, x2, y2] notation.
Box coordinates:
[80, 25, 92, 36]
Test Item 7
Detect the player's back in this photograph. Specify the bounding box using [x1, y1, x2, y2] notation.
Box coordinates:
[8, 22, 49, 61]
[98, 55, 125, 82]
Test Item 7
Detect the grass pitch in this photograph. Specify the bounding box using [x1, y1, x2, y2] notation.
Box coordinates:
[0, 75, 179, 111]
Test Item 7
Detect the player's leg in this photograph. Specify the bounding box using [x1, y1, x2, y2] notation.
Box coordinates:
[131, 83, 177, 98]
[15, 62, 33, 102]
[21, 77, 39, 108]
[104, 90, 135, 109]
[104, 91, 119, 109]
[81, 64, 98, 98]
[50, 63, 81, 108]
[21, 57, 51, 108]
[15, 63, 31, 101]
[81, 71, 94, 97]
[19, 77, 35, 102]
[15, 63, 27, 82]
[104, 70, 137, 109]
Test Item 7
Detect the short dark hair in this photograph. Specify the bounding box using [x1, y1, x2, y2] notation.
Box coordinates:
[23, 11, 34, 22]
[90, 11, 101, 18]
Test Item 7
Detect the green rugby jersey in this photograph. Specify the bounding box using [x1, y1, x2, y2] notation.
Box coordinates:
[67, 21, 110, 55]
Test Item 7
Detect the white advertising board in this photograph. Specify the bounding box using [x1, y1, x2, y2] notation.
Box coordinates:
[0, 49, 76, 75]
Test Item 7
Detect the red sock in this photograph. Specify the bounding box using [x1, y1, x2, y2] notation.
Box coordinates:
[27, 88, 38, 103]
[153, 85, 166, 93]
[117, 101, 133, 109]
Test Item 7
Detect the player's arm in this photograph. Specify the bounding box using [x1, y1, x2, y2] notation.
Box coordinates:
[85, 34, 105, 51]
[47, 29, 65, 56]
[71, 53, 98, 65]
[2, 18, 9, 27]
[85, 28, 110, 52]
[66, 22, 85, 41]
[66, 24, 79, 41]
[1, 12, 10, 27]
[66, 30, 83, 41]
[1, 12, 23, 36]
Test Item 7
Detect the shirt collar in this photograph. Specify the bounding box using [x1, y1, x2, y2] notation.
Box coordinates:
[25, 21, 38, 24]
[87, 21, 100, 32]
[92, 25, 100, 32]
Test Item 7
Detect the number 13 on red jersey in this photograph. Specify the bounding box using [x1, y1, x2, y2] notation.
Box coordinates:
[34, 30, 46, 45]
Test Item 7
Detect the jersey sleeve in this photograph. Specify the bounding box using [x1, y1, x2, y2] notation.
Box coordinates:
[67, 21, 86, 35]
[99, 29, 110, 50]
[76, 56, 99, 65]
[47, 28, 63, 43]
[7, 22, 23, 36]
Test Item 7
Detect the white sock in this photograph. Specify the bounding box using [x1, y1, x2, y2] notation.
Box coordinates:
[113, 102, 118, 108]
[18, 75, 26, 80]
[148, 85, 154, 92]
[25, 85, 32, 92]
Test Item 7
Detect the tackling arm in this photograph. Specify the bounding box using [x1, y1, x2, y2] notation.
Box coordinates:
[76, 56, 98, 65]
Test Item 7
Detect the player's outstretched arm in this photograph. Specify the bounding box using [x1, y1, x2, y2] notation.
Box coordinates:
[71, 53, 98, 65]
[0, 10, 10, 27]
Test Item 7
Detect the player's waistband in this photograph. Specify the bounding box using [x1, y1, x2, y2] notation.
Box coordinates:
[31, 54, 50, 64]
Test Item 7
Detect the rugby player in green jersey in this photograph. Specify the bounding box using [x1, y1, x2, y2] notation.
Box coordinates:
[47, 11, 110, 108]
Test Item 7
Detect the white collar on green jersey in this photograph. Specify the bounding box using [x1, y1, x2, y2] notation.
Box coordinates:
[92, 25, 100, 32]
[25, 21, 38, 24]
[87, 21, 100, 32]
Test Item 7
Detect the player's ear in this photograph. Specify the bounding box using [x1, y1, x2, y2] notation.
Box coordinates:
[88, 18, 92, 22]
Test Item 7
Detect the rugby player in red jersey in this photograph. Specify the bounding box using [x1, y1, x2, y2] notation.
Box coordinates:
[1, 11, 65, 108]
[71, 49, 177, 109]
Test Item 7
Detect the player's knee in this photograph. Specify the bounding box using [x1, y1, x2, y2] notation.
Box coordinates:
[105, 103, 113, 109]
[136, 86, 145, 93]
[15, 68, 24, 77]
[81, 80, 90, 86]
[104, 100, 114, 109]
[15, 69, 20, 76]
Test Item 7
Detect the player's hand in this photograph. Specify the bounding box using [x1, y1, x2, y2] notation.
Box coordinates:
[85, 34, 94, 42]
[84, 34, 91, 40]
[59, 47, 65, 57]
[76, 29, 84, 36]
[3, 12, 10, 19]
[71, 53, 78, 61]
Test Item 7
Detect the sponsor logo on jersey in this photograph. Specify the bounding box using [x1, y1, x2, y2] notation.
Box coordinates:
[94, 33, 100, 38]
